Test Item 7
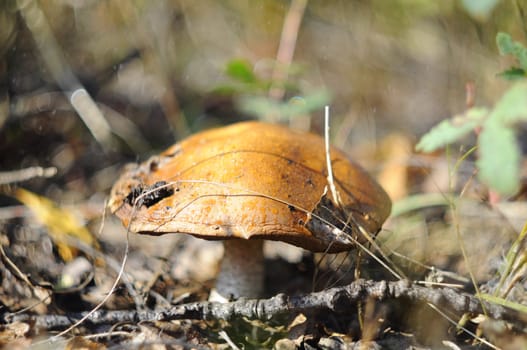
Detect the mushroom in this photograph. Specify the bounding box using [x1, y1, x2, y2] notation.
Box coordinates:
[108, 122, 391, 301]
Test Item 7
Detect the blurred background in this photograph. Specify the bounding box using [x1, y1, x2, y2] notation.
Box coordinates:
[1, 0, 524, 193]
[1, 0, 527, 346]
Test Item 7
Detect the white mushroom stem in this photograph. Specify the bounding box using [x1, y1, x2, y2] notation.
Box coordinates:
[211, 239, 264, 302]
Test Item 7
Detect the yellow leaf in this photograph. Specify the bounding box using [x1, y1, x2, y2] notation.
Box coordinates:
[15, 188, 99, 262]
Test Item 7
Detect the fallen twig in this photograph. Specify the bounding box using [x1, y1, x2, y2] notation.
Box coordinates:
[3, 279, 525, 330]
[0, 166, 57, 185]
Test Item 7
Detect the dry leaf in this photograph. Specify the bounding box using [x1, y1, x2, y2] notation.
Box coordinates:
[0, 321, 30, 349]
[15, 188, 99, 262]
[65, 336, 106, 350]
[377, 133, 412, 201]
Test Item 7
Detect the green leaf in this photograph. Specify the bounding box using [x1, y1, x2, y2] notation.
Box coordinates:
[415, 107, 487, 153]
[477, 121, 520, 196]
[225, 59, 257, 84]
[488, 81, 527, 124]
[238, 90, 332, 120]
[497, 32, 516, 54]
[461, 0, 500, 20]
[237, 96, 280, 119]
[211, 84, 242, 95]
[496, 32, 527, 70]
[497, 67, 526, 81]
[280, 90, 332, 117]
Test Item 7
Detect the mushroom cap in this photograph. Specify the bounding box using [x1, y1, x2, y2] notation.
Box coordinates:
[109, 122, 391, 252]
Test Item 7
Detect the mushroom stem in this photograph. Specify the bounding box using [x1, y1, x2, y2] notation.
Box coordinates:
[212, 239, 264, 301]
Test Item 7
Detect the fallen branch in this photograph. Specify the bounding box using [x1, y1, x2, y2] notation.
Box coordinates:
[3, 279, 525, 330]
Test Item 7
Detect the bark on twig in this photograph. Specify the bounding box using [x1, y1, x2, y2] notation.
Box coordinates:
[3, 279, 525, 330]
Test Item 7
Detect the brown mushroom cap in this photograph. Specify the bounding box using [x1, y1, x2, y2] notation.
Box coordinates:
[109, 121, 391, 253]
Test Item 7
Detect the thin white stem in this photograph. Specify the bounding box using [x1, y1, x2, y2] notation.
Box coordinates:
[325, 106, 341, 206]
